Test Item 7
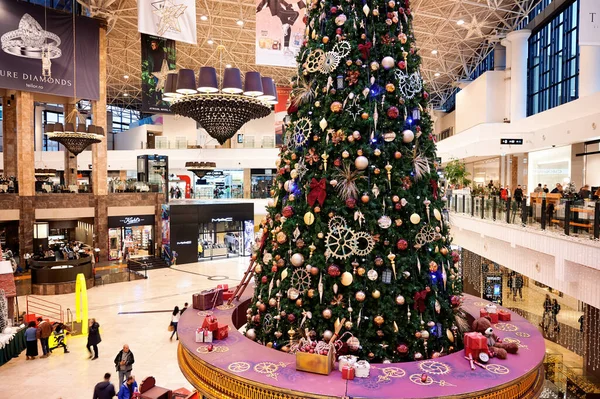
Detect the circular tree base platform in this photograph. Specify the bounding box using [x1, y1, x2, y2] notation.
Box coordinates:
[177, 294, 545, 399]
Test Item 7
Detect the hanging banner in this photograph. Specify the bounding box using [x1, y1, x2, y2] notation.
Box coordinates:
[255, 0, 307, 67]
[141, 34, 177, 113]
[580, 0, 600, 45]
[0, 1, 99, 99]
[138, 0, 197, 45]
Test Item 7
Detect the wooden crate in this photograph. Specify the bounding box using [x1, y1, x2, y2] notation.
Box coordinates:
[295, 351, 335, 375]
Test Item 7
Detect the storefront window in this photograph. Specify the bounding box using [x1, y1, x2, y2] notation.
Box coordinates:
[527, 145, 571, 191]
[251, 169, 276, 198]
[470, 158, 500, 189]
[107, 215, 156, 261]
[194, 170, 244, 199]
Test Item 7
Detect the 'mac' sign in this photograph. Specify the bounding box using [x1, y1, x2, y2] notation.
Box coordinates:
[500, 138, 523, 145]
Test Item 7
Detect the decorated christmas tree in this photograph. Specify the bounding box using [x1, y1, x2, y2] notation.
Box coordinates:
[247, 0, 463, 363]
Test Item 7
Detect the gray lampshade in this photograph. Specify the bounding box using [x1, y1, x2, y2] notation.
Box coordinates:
[64, 122, 75, 133]
[197, 67, 219, 93]
[53, 123, 64, 132]
[176, 69, 198, 95]
[243, 71, 263, 97]
[258, 77, 276, 101]
[164, 73, 182, 97]
[222, 67, 243, 94]
[77, 124, 87, 133]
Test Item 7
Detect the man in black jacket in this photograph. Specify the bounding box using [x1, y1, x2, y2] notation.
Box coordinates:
[513, 185, 524, 206]
[93, 372, 116, 399]
[114, 345, 135, 386]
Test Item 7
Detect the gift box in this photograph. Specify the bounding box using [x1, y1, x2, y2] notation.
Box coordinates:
[203, 329, 213, 343]
[222, 290, 234, 301]
[480, 309, 498, 323]
[354, 360, 371, 378]
[296, 350, 335, 375]
[338, 355, 357, 372]
[195, 328, 204, 343]
[193, 288, 224, 310]
[201, 315, 218, 332]
[498, 310, 511, 321]
[342, 365, 355, 380]
[217, 284, 229, 291]
[485, 304, 498, 314]
[480, 309, 489, 318]
[464, 332, 490, 359]
[215, 324, 228, 340]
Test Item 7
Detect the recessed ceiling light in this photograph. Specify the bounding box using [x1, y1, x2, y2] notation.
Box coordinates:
[200, 15, 208, 21]
[225, 64, 232, 68]
[457, 19, 465, 25]
[434, 72, 441, 77]
[123, 93, 129, 97]
[123, 74, 129, 79]
[236, 20, 244, 26]
[207, 39, 214, 45]
[431, 49, 438, 55]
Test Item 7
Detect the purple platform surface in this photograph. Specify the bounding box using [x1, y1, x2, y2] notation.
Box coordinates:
[178, 294, 545, 398]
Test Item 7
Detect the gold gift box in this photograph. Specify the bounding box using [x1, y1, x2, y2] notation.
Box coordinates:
[295, 351, 335, 375]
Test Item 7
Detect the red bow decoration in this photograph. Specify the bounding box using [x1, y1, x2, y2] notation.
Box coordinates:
[358, 42, 372, 59]
[307, 178, 327, 207]
[430, 179, 438, 200]
[413, 289, 428, 313]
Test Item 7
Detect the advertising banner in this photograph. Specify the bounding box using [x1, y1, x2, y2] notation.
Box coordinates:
[580, 0, 600, 45]
[255, 0, 307, 67]
[141, 34, 177, 113]
[138, 0, 197, 45]
[0, 0, 99, 99]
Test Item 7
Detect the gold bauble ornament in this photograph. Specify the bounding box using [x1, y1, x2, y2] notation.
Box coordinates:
[330, 101, 343, 113]
[341, 271, 353, 286]
[355, 291, 366, 302]
[344, 321, 353, 329]
[357, 267, 366, 276]
[372, 289, 381, 299]
[374, 315, 384, 326]
[322, 308, 333, 319]
[317, 232, 324, 239]
[434, 208, 442, 221]
[254, 265, 262, 273]
[308, 288, 315, 298]
[410, 213, 421, 224]
[441, 247, 449, 256]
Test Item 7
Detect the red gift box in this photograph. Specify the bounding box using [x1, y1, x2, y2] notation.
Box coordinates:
[202, 315, 218, 332]
[341, 365, 355, 380]
[480, 309, 498, 323]
[480, 309, 488, 318]
[217, 284, 229, 291]
[215, 324, 229, 340]
[464, 332, 490, 359]
[498, 310, 511, 321]
[223, 290, 234, 301]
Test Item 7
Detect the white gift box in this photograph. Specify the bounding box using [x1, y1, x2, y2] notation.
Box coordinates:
[195, 328, 204, 343]
[204, 330, 213, 343]
[338, 355, 358, 372]
[354, 360, 371, 378]
[485, 304, 498, 314]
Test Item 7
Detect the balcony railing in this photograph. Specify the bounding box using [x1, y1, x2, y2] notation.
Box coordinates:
[448, 193, 600, 240]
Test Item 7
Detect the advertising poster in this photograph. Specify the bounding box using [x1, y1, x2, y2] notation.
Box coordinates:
[255, 0, 307, 67]
[580, 0, 600, 45]
[138, 0, 197, 45]
[0, 0, 99, 99]
[141, 34, 177, 113]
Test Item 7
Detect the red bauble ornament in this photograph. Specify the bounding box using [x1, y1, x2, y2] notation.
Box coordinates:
[387, 106, 399, 119]
[423, 91, 429, 99]
[271, 265, 278, 273]
[398, 60, 406, 69]
[397, 344, 409, 355]
[207, 344, 214, 352]
[261, 276, 268, 284]
[397, 239, 408, 250]
[334, 158, 342, 167]
[398, 7, 405, 14]
[328, 264, 341, 277]
[336, 28, 342, 35]
[345, 197, 357, 209]
[330, 6, 337, 13]
[395, 203, 402, 211]
[287, 314, 296, 323]
[258, 303, 266, 313]
[452, 250, 460, 263]
[282, 206, 294, 218]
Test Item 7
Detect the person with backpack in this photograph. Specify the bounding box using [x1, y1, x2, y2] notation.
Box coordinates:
[117, 375, 138, 399]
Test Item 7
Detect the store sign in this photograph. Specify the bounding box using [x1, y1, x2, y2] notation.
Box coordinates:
[212, 217, 233, 223]
[500, 138, 523, 145]
[580, 0, 600, 46]
[176, 240, 192, 245]
[0, 0, 99, 99]
[108, 215, 155, 228]
[121, 217, 142, 225]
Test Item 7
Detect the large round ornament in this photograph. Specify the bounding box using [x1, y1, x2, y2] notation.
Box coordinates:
[396, 295, 405, 305]
[410, 213, 421, 224]
[347, 336, 360, 351]
[328, 264, 341, 277]
[355, 291, 366, 302]
[378, 215, 392, 229]
[323, 330, 333, 341]
[381, 56, 395, 70]
[330, 101, 343, 113]
[246, 328, 257, 341]
[367, 269, 378, 281]
[322, 308, 333, 319]
[291, 253, 305, 267]
[402, 129, 415, 143]
[341, 271, 353, 286]
[355, 156, 369, 170]
[372, 290, 381, 299]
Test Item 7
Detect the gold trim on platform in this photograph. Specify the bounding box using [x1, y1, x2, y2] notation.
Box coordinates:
[178, 343, 545, 399]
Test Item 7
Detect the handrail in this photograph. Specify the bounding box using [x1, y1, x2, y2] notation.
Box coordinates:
[26, 295, 63, 323]
[66, 308, 73, 324]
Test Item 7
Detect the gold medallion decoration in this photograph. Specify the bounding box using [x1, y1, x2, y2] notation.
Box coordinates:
[409, 374, 456, 387]
[494, 323, 518, 332]
[377, 367, 406, 383]
[216, 303, 236, 310]
[418, 360, 451, 375]
[196, 345, 229, 354]
[290, 268, 311, 294]
[515, 332, 531, 338]
[228, 362, 251, 373]
[304, 49, 325, 73]
[485, 364, 510, 375]
[414, 226, 438, 248]
[197, 310, 214, 317]
[254, 362, 280, 380]
[473, 302, 488, 307]
[325, 216, 374, 259]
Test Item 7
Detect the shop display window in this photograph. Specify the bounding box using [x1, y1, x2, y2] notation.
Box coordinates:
[108, 225, 154, 261]
[194, 170, 243, 199]
[251, 169, 276, 199]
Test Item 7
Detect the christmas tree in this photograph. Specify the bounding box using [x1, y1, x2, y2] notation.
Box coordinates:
[247, 0, 463, 363]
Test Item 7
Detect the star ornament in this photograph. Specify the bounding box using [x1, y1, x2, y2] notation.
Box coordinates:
[153, 59, 171, 91]
[464, 16, 485, 40]
[152, 0, 187, 36]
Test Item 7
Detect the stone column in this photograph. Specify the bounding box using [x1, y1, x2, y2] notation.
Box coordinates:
[505, 30, 531, 122]
[2, 92, 18, 178]
[92, 25, 108, 196]
[579, 46, 600, 98]
[94, 195, 108, 262]
[243, 168, 252, 199]
[511, 155, 519, 189]
[63, 103, 78, 186]
[500, 39, 512, 122]
[17, 91, 35, 197]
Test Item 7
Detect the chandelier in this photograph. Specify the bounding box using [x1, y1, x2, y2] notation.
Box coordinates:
[34, 169, 57, 182]
[165, 64, 276, 145]
[186, 161, 217, 179]
[46, 122, 104, 156]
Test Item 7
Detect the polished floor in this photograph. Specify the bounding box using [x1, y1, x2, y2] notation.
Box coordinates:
[1, 257, 250, 399]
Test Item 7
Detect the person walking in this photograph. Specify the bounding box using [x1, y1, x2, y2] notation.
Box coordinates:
[542, 294, 552, 330]
[117, 375, 138, 399]
[93, 372, 116, 399]
[49, 322, 70, 354]
[181, 302, 189, 314]
[25, 321, 39, 360]
[513, 185, 524, 206]
[508, 272, 517, 301]
[514, 274, 524, 301]
[36, 317, 53, 358]
[114, 344, 135, 386]
[170, 306, 180, 340]
[87, 318, 101, 360]
[552, 299, 561, 332]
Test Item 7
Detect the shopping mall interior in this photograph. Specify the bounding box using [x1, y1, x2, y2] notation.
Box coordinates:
[0, 0, 599, 398]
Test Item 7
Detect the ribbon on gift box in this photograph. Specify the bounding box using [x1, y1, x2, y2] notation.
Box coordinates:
[338, 355, 358, 372]
[485, 304, 498, 314]
[354, 360, 371, 378]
